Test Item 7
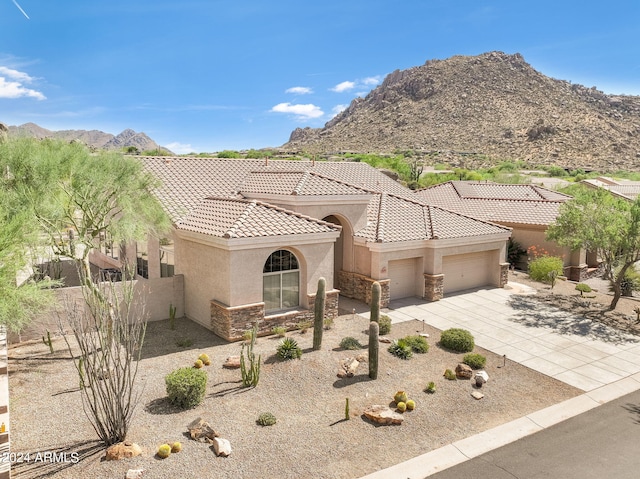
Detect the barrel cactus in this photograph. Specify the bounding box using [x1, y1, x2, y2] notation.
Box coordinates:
[157, 444, 171, 459]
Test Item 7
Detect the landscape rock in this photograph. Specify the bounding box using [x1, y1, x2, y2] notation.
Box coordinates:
[125, 468, 145, 479]
[105, 441, 142, 461]
[455, 363, 473, 379]
[355, 352, 368, 363]
[471, 391, 485, 400]
[475, 370, 489, 383]
[187, 417, 219, 443]
[379, 336, 392, 343]
[337, 358, 360, 378]
[223, 356, 241, 369]
[212, 437, 232, 457]
[363, 405, 404, 425]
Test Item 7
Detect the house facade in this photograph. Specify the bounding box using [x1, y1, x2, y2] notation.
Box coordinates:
[95, 158, 512, 341]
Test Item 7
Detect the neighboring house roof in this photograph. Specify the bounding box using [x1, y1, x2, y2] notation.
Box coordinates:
[176, 197, 340, 239]
[415, 181, 570, 226]
[355, 193, 510, 243]
[581, 178, 640, 201]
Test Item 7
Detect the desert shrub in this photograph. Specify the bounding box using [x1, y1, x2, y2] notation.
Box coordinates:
[507, 239, 526, 268]
[165, 367, 207, 409]
[217, 149, 241, 158]
[439, 328, 475, 353]
[271, 326, 287, 337]
[378, 315, 392, 335]
[257, 412, 277, 426]
[388, 339, 413, 360]
[609, 265, 640, 297]
[444, 369, 457, 380]
[463, 353, 487, 369]
[402, 335, 429, 353]
[175, 338, 193, 348]
[425, 381, 436, 393]
[276, 337, 302, 360]
[528, 256, 563, 283]
[339, 336, 363, 350]
[575, 283, 592, 297]
[323, 317, 334, 330]
[297, 320, 312, 333]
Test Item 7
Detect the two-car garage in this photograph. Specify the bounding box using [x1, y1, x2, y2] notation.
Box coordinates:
[387, 252, 496, 301]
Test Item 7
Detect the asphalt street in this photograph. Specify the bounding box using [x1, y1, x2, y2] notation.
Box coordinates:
[429, 388, 640, 479]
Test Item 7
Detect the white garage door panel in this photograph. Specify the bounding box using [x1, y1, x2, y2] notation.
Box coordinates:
[443, 253, 492, 294]
[388, 258, 417, 299]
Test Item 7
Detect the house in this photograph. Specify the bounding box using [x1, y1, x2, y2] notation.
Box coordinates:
[93, 158, 512, 341]
[415, 181, 597, 280]
[581, 177, 640, 201]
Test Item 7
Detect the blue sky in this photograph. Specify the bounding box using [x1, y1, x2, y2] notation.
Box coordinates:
[1, 1, 638, 153]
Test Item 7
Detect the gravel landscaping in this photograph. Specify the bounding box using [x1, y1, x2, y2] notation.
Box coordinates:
[8, 307, 581, 479]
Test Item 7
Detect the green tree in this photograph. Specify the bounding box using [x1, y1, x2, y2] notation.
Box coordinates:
[547, 189, 640, 310]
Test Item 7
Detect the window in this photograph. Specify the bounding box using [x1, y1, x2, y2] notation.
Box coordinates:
[159, 237, 175, 278]
[136, 241, 148, 279]
[99, 232, 120, 260]
[263, 250, 300, 312]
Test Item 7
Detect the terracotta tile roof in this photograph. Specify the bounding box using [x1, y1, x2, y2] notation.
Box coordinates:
[140, 157, 411, 222]
[355, 193, 510, 243]
[176, 197, 340, 238]
[240, 170, 372, 196]
[415, 181, 569, 226]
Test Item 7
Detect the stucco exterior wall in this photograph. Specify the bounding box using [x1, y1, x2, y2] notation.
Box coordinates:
[175, 237, 230, 328]
[509, 226, 572, 267]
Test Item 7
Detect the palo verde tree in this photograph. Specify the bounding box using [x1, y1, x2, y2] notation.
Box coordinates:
[2, 137, 170, 444]
[547, 188, 640, 310]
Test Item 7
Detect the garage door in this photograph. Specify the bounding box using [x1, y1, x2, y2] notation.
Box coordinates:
[388, 258, 417, 299]
[442, 253, 493, 294]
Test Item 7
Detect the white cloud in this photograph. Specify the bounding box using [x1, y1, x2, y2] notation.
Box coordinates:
[165, 142, 194, 154]
[331, 81, 356, 93]
[285, 86, 313, 95]
[0, 77, 45, 100]
[0, 66, 45, 100]
[270, 102, 324, 119]
[331, 104, 348, 117]
[362, 76, 382, 86]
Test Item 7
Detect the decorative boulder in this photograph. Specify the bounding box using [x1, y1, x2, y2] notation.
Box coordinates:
[475, 370, 489, 383]
[223, 356, 241, 369]
[363, 405, 404, 425]
[105, 441, 142, 461]
[212, 437, 232, 457]
[125, 469, 145, 479]
[455, 363, 473, 379]
[187, 417, 219, 443]
[337, 358, 360, 378]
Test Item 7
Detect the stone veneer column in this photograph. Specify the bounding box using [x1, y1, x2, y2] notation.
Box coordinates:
[499, 262, 510, 287]
[566, 264, 588, 282]
[337, 271, 390, 307]
[423, 273, 445, 301]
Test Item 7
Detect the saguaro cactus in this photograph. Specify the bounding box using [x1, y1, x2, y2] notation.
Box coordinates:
[313, 277, 326, 351]
[369, 320, 379, 379]
[370, 281, 381, 323]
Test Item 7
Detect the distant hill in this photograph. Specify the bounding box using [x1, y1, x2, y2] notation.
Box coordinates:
[3, 122, 171, 154]
[283, 51, 640, 171]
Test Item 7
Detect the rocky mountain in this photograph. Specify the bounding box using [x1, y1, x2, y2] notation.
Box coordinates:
[284, 51, 640, 171]
[4, 123, 169, 153]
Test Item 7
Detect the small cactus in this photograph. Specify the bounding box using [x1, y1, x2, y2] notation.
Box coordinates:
[171, 442, 182, 453]
[345, 397, 350, 420]
[394, 391, 408, 404]
[157, 444, 172, 459]
[198, 353, 211, 366]
[396, 402, 407, 413]
[425, 381, 436, 393]
[313, 277, 326, 351]
[194, 359, 203, 369]
[406, 399, 416, 411]
[257, 412, 277, 426]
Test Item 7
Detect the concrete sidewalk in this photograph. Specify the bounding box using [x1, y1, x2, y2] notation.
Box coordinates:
[347, 284, 640, 479]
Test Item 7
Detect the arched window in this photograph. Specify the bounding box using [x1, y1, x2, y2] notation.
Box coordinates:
[263, 250, 300, 312]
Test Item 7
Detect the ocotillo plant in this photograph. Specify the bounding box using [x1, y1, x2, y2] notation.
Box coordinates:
[313, 277, 326, 351]
[370, 281, 381, 323]
[369, 320, 379, 379]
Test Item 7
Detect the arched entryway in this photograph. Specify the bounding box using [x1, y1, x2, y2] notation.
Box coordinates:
[323, 215, 352, 288]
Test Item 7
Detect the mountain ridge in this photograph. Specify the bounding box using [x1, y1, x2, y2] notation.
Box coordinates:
[3, 122, 169, 153]
[284, 51, 640, 170]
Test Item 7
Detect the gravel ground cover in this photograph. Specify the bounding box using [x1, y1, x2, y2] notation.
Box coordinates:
[8, 308, 581, 479]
